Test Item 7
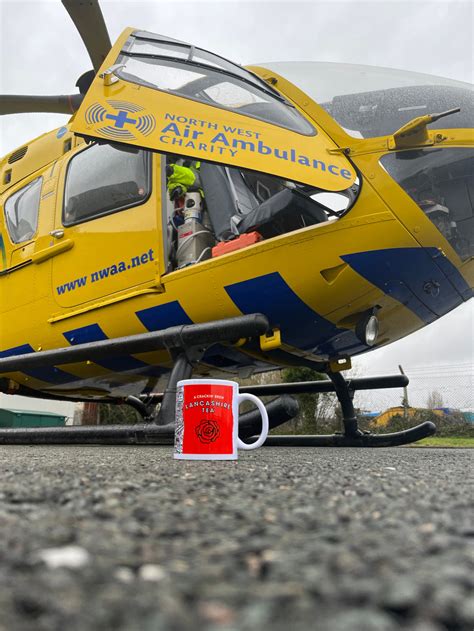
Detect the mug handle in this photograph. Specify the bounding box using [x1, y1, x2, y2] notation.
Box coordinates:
[236, 393, 269, 450]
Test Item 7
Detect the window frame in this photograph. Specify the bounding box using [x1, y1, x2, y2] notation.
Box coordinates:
[62, 142, 152, 228]
[115, 35, 316, 137]
[3, 175, 43, 245]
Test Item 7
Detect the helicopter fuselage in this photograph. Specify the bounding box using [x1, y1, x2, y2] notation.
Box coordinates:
[0, 35, 472, 404]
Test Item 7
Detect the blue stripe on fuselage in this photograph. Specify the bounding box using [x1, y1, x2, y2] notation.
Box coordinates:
[63, 323, 162, 375]
[342, 247, 468, 323]
[0, 344, 76, 384]
[225, 272, 366, 356]
[134, 301, 258, 371]
[431, 249, 473, 301]
[135, 301, 193, 331]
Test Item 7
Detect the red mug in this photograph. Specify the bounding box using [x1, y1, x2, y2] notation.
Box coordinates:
[174, 379, 269, 460]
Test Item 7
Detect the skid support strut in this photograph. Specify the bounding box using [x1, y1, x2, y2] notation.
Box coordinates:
[156, 353, 193, 426]
[328, 371, 361, 438]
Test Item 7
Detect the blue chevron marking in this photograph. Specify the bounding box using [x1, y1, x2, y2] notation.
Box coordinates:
[225, 272, 366, 356]
[341, 247, 466, 323]
[62, 323, 161, 375]
[0, 344, 76, 384]
[135, 301, 193, 331]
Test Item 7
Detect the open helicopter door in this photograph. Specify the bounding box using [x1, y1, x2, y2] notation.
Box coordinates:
[70, 29, 357, 193]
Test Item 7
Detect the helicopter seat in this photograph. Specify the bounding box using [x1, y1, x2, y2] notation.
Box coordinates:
[199, 162, 327, 241]
[199, 163, 257, 241]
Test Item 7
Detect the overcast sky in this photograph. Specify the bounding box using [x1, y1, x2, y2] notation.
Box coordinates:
[0, 0, 472, 411]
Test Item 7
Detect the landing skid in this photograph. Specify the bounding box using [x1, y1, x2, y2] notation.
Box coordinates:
[0, 396, 299, 445]
[0, 313, 435, 446]
[263, 423, 436, 447]
[230, 372, 436, 448]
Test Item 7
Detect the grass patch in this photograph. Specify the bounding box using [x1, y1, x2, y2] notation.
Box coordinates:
[408, 436, 474, 448]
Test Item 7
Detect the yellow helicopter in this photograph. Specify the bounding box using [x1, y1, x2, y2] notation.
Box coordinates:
[0, 0, 472, 446]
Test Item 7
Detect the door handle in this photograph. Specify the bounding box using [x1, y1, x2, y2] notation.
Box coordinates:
[50, 229, 64, 239]
[32, 239, 74, 264]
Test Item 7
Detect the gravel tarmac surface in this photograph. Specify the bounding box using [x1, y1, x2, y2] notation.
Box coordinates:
[0, 446, 472, 631]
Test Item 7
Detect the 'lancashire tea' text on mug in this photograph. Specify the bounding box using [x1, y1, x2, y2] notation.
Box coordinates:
[174, 379, 269, 460]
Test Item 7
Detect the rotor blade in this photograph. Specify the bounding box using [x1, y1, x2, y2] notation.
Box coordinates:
[0, 94, 83, 115]
[62, 0, 112, 73]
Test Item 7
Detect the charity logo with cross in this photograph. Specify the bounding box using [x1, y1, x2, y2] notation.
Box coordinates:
[105, 110, 137, 129]
[84, 101, 157, 140]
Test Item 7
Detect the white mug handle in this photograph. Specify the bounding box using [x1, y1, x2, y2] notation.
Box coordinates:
[236, 393, 269, 450]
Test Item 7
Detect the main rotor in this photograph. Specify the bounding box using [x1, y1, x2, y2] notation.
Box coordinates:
[0, 0, 111, 116]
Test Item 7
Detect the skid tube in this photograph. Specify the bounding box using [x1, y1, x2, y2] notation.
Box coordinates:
[263, 423, 436, 447]
[0, 396, 299, 445]
[244, 371, 435, 447]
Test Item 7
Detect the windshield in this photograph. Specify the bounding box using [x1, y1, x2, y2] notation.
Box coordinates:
[116, 33, 315, 136]
[381, 148, 474, 261]
[259, 62, 473, 138]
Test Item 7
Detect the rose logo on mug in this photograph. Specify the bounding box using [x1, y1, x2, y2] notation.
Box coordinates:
[174, 379, 269, 460]
[195, 419, 220, 444]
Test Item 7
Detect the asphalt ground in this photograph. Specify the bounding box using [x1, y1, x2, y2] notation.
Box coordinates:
[0, 446, 472, 631]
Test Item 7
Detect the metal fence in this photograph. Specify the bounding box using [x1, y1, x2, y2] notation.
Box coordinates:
[352, 362, 474, 415]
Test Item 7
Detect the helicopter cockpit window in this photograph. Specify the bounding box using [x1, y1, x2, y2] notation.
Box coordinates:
[381, 148, 474, 261]
[115, 33, 315, 136]
[261, 62, 473, 139]
[4, 177, 42, 244]
[323, 84, 473, 139]
[165, 156, 358, 270]
[63, 143, 150, 226]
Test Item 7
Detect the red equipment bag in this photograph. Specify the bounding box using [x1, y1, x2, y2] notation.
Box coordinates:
[212, 232, 262, 258]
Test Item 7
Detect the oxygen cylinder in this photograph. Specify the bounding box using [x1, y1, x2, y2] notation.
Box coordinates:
[176, 192, 215, 268]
